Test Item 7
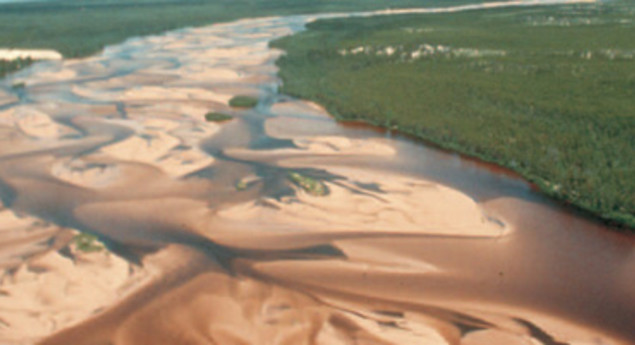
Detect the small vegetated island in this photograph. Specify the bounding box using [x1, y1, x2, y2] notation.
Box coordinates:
[204, 112, 233, 122]
[228, 95, 259, 108]
[271, 0, 635, 228]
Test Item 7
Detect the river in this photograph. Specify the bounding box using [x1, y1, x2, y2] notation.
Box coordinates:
[0, 1, 632, 345]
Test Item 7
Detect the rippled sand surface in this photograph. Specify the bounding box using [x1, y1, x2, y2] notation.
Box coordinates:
[0, 1, 633, 345]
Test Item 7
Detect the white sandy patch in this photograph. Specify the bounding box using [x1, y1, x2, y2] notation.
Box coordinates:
[450, 302, 624, 345]
[269, 101, 332, 119]
[126, 103, 210, 121]
[9, 107, 73, 139]
[120, 86, 233, 105]
[0, 209, 61, 270]
[0, 109, 15, 127]
[339, 310, 450, 345]
[171, 122, 221, 147]
[71, 85, 233, 105]
[176, 66, 242, 81]
[293, 136, 396, 156]
[200, 46, 262, 59]
[337, 242, 440, 274]
[0, 209, 37, 232]
[99, 118, 216, 177]
[139, 117, 181, 132]
[460, 329, 535, 345]
[0, 90, 18, 108]
[227, 134, 395, 159]
[51, 159, 121, 189]
[217, 167, 505, 237]
[22, 68, 77, 84]
[0, 49, 62, 61]
[102, 130, 179, 163]
[156, 148, 215, 178]
[0, 233, 153, 345]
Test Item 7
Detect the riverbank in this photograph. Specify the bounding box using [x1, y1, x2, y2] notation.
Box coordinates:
[271, 0, 635, 229]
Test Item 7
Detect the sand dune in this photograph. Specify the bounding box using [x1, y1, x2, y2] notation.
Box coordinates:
[0, 49, 62, 61]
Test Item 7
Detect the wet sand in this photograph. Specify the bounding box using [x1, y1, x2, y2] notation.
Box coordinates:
[0, 1, 633, 344]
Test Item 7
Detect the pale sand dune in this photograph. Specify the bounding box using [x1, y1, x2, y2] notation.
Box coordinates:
[175, 66, 243, 81]
[118, 86, 233, 105]
[249, 258, 625, 345]
[70, 85, 230, 105]
[80, 73, 180, 90]
[0, 49, 62, 61]
[0, 232, 157, 345]
[227, 136, 396, 159]
[51, 159, 121, 189]
[156, 148, 215, 178]
[20, 68, 77, 84]
[217, 167, 504, 237]
[199, 46, 265, 59]
[94, 268, 453, 345]
[0, 207, 150, 344]
[9, 107, 74, 139]
[270, 101, 332, 119]
[0, 210, 61, 269]
[294, 136, 396, 155]
[0, 90, 18, 108]
[265, 116, 349, 138]
[126, 103, 211, 120]
[102, 131, 179, 163]
[460, 329, 535, 345]
[99, 118, 216, 177]
[170, 121, 221, 146]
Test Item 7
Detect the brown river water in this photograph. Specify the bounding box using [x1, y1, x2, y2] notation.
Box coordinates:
[0, 2, 633, 345]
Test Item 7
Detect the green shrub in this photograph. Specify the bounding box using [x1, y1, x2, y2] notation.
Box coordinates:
[235, 179, 248, 191]
[205, 112, 233, 122]
[288, 172, 328, 196]
[72, 233, 104, 253]
[229, 95, 259, 108]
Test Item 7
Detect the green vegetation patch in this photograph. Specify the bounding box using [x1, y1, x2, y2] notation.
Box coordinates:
[235, 179, 248, 191]
[229, 95, 259, 108]
[72, 233, 105, 253]
[288, 172, 328, 196]
[205, 112, 233, 122]
[272, 0, 635, 228]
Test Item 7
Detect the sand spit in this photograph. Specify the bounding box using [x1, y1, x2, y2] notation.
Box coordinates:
[0, 49, 62, 61]
[0, 0, 632, 344]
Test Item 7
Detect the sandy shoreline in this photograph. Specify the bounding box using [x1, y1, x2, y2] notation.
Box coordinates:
[0, 0, 632, 344]
[0, 49, 62, 61]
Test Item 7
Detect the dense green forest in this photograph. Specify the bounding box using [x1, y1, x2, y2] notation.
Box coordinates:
[0, 0, 486, 77]
[271, 0, 635, 228]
